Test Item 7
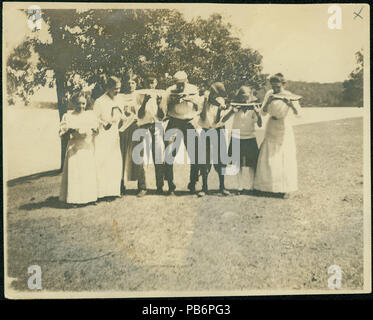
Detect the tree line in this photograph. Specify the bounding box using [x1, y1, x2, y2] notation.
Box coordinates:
[259, 49, 363, 108]
[256, 80, 359, 108]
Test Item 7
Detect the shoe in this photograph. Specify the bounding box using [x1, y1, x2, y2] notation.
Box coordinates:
[156, 188, 164, 195]
[220, 189, 231, 196]
[121, 185, 126, 196]
[137, 190, 147, 197]
[187, 182, 196, 194]
[197, 190, 207, 197]
[120, 180, 126, 195]
[168, 183, 176, 196]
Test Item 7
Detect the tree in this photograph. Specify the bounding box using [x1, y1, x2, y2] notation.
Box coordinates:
[8, 9, 266, 108]
[7, 9, 267, 166]
[343, 50, 364, 107]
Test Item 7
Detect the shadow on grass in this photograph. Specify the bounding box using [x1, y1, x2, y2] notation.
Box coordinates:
[122, 189, 196, 197]
[8, 169, 61, 187]
[19, 196, 97, 211]
[189, 189, 286, 198]
[251, 190, 286, 199]
[123, 189, 287, 198]
[18, 190, 286, 212]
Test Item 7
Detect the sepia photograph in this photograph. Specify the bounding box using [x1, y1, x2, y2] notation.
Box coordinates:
[2, 2, 371, 299]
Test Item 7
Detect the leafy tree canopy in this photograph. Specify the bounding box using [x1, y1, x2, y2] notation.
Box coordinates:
[342, 49, 363, 107]
[7, 9, 267, 115]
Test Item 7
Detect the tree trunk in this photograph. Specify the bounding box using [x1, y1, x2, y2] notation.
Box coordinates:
[55, 69, 68, 171]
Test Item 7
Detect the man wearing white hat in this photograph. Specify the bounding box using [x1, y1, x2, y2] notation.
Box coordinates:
[163, 71, 203, 195]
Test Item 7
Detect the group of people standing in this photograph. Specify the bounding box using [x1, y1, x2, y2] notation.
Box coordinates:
[59, 71, 301, 206]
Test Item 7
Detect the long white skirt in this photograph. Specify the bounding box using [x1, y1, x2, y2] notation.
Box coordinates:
[94, 126, 122, 198]
[254, 117, 298, 193]
[59, 137, 98, 204]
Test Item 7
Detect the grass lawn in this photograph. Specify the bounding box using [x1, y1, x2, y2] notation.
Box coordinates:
[5, 117, 364, 294]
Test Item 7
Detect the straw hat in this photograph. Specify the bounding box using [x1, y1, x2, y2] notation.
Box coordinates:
[173, 71, 188, 83]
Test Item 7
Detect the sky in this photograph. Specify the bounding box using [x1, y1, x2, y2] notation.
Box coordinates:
[4, 3, 369, 84]
[180, 4, 369, 83]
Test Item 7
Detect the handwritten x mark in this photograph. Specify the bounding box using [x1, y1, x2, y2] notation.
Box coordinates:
[353, 7, 364, 19]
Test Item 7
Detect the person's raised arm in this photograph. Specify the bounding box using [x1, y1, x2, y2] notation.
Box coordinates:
[91, 114, 100, 135]
[253, 105, 262, 127]
[138, 94, 151, 119]
[156, 94, 165, 120]
[288, 99, 302, 116]
[164, 89, 174, 117]
[93, 98, 111, 130]
[215, 107, 222, 123]
[182, 85, 200, 111]
[199, 97, 208, 121]
[59, 113, 71, 136]
[261, 91, 273, 114]
[221, 106, 238, 123]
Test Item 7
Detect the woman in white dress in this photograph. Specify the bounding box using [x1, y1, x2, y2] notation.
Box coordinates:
[254, 73, 302, 198]
[59, 93, 99, 205]
[93, 76, 123, 199]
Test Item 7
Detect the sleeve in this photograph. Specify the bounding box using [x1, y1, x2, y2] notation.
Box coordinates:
[188, 85, 201, 106]
[93, 98, 110, 127]
[123, 100, 137, 116]
[123, 93, 136, 114]
[156, 92, 167, 119]
[220, 107, 232, 120]
[111, 106, 123, 123]
[251, 110, 258, 121]
[59, 113, 69, 137]
[215, 107, 232, 126]
[93, 98, 102, 119]
[260, 90, 272, 116]
[199, 97, 208, 120]
[85, 113, 99, 136]
[118, 113, 136, 132]
[162, 89, 172, 115]
[93, 112, 100, 129]
[196, 95, 206, 114]
[88, 111, 99, 131]
[291, 100, 302, 117]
